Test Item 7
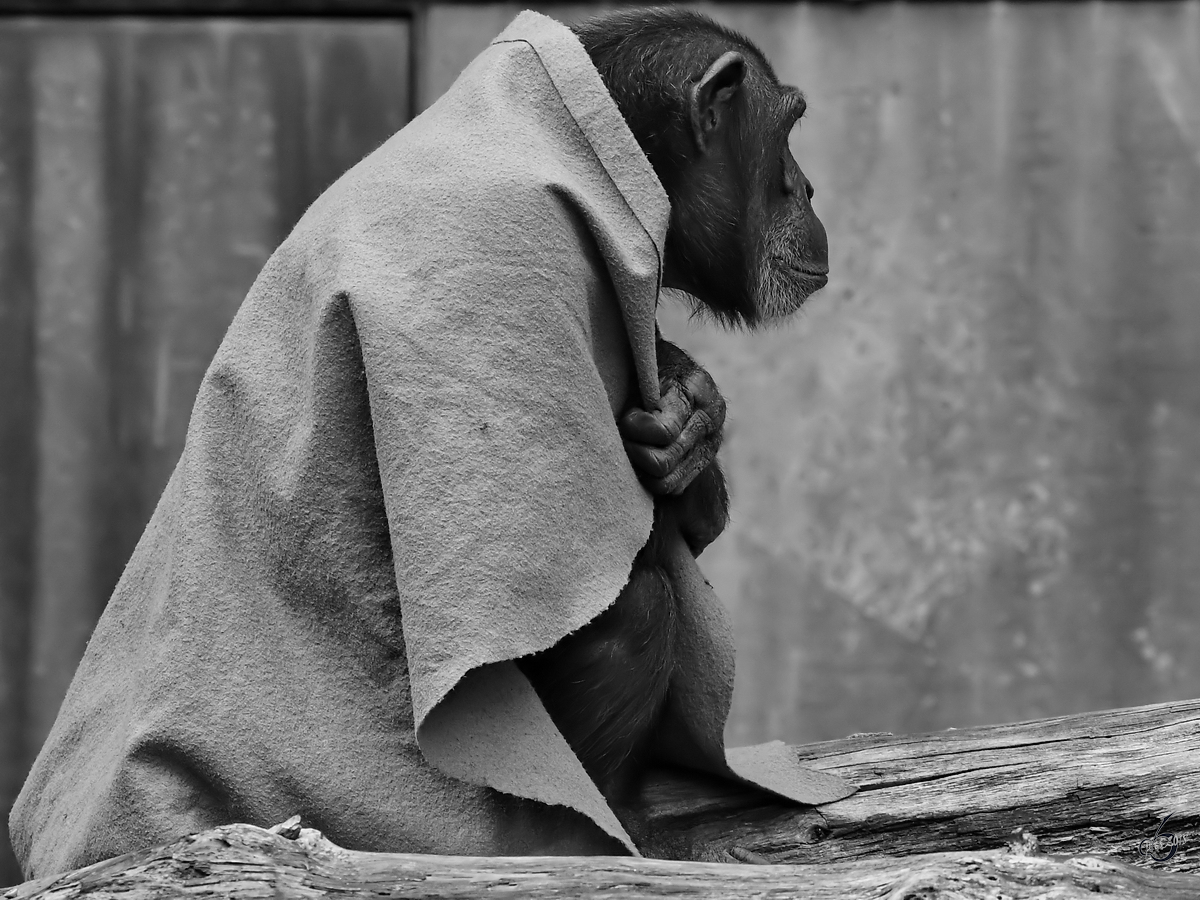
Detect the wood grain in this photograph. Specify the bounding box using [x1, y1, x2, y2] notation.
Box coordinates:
[632, 698, 1200, 871]
[7, 699, 1200, 897]
[6, 820, 1200, 900]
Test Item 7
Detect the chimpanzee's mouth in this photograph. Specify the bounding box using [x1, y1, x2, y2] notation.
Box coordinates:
[777, 258, 828, 279]
[771, 258, 829, 293]
[791, 266, 829, 287]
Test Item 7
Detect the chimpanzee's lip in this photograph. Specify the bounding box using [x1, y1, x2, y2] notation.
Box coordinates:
[792, 266, 829, 286]
[774, 258, 829, 288]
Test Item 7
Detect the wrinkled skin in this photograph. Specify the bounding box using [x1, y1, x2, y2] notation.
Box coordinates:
[620, 337, 726, 499]
[518, 337, 729, 805]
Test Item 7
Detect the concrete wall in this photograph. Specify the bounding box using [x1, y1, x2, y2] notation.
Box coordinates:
[676, 0, 1200, 746]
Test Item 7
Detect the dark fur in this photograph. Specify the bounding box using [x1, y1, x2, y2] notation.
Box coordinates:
[517, 339, 728, 802]
[572, 8, 827, 329]
[519, 8, 826, 805]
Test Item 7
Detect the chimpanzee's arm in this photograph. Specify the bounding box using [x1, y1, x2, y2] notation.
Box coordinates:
[664, 459, 728, 556]
[619, 337, 726, 493]
[520, 341, 729, 804]
[620, 337, 729, 553]
[516, 536, 676, 804]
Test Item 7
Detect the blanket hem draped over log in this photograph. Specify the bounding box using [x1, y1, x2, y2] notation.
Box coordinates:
[9, 10, 854, 880]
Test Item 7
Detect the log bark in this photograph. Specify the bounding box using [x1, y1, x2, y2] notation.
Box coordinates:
[630, 697, 1200, 870]
[7, 821, 1200, 900]
[6, 698, 1200, 899]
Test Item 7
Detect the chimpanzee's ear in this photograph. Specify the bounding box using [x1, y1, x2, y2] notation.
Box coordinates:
[689, 51, 746, 153]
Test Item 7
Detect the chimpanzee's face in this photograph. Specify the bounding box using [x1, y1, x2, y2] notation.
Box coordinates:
[750, 83, 828, 324]
[660, 56, 828, 328]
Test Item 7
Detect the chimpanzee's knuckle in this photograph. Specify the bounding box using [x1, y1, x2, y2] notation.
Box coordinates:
[711, 393, 727, 426]
[690, 367, 718, 397]
[645, 449, 677, 478]
[661, 417, 687, 444]
[649, 477, 676, 496]
[692, 409, 722, 442]
[621, 415, 669, 448]
[619, 408, 647, 431]
[669, 454, 704, 495]
[659, 472, 686, 496]
[623, 442, 651, 471]
[698, 388, 725, 423]
[661, 390, 690, 420]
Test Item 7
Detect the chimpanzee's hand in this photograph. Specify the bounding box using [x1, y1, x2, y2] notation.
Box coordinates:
[619, 339, 726, 496]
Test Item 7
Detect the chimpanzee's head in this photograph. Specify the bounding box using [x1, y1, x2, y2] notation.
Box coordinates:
[574, 9, 828, 328]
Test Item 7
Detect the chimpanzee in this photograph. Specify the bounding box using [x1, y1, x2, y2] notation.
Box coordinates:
[517, 8, 829, 805]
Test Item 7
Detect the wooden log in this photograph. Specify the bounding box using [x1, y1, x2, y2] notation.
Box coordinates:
[6, 819, 1200, 900]
[6, 698, 1200, 898]
[630, 698, 1200, 870]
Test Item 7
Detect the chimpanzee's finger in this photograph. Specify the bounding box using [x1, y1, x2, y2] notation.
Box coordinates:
[622, 437, 683, 480]
[618, 385, 691, 447]
[624, 398, 723, 482]
[681, 365, 720, 406]
[681, 369, 726, 434]
[671, 402, 724, 460]
[619, 409, 676, 447]
[642, 440, 717, 496]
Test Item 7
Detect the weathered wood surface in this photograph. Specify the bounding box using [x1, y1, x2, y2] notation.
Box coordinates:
[7, 699, 1200, 898]
[632, 698, 1200, 870]
[7, 819, 1200, 900]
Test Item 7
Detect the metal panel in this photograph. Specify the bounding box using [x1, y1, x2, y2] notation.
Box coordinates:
[0, 16, 410, 883]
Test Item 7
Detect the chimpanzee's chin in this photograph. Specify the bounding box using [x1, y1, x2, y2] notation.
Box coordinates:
[749, 269, 823, 325]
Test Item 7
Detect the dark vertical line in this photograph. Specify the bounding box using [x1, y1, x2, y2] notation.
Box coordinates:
[28, 27, 112, 751]
[103, 21, 151, 587]
[265, 29, 309, 247]
[408, 2, 427, 116]
[0, 28, 35, 889]
[97, 23, 131, 614]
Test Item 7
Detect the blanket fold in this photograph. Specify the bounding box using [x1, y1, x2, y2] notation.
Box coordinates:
[10, 11, 853, 879]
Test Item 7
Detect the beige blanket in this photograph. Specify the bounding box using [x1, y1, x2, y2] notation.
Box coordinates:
[10, 11, 853, 879]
